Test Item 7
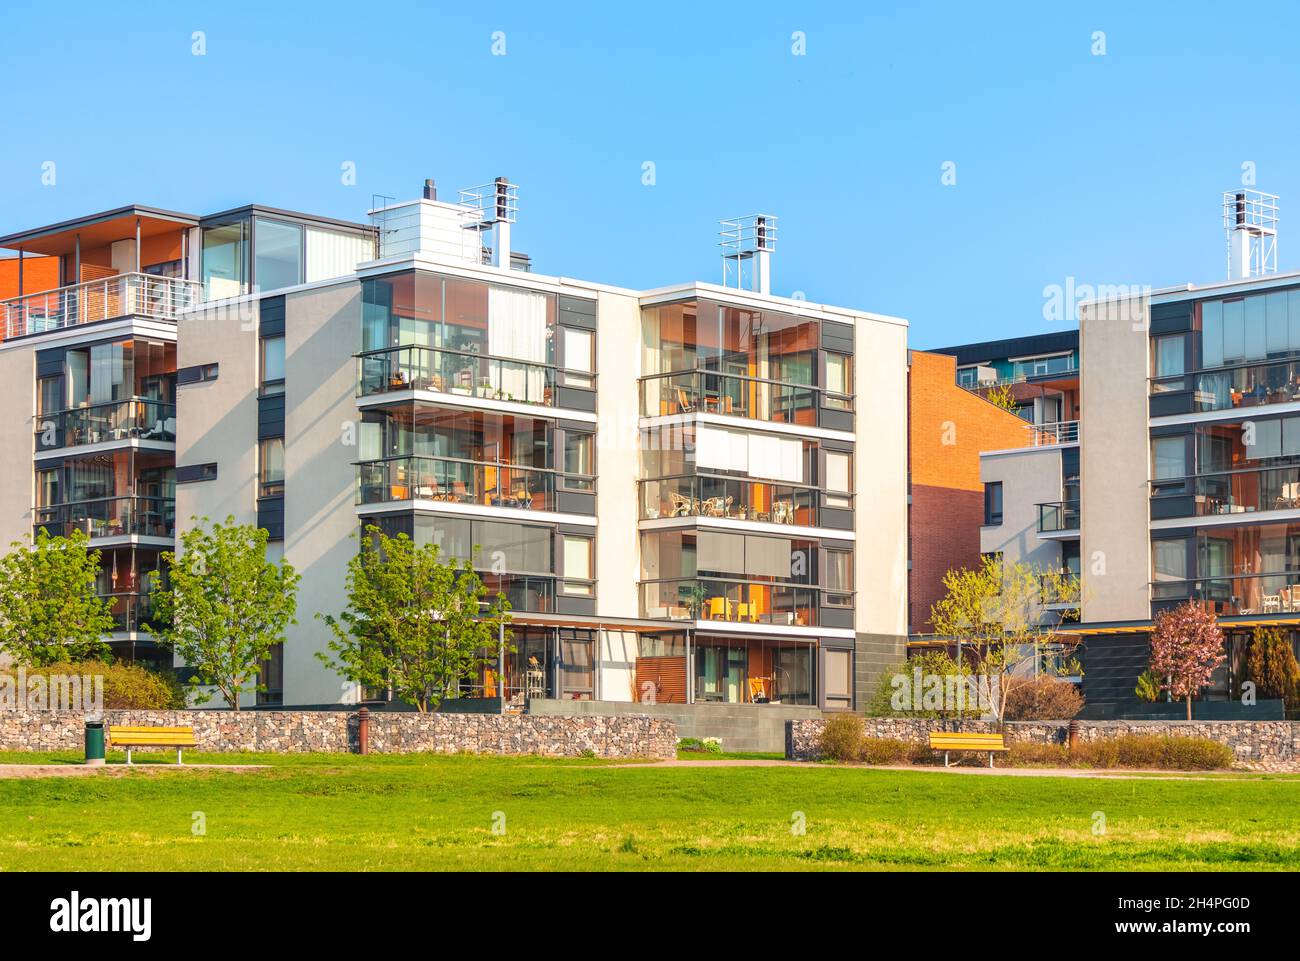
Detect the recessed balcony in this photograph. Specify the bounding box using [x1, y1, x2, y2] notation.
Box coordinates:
[640, 368, 851, 427]
[640, 578, 845, 627]
[35, 399, 176, 453]
[357, 345, 557, 407]
[356, 455, 561, 511]
[35, 495, 175, 540]
[640, 474, 836, 527]
[1, 274, 200, 340]
[1037, 499, 1080, 535]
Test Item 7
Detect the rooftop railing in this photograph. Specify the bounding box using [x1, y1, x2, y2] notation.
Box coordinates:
[1, 274, 201, 340]
[1026, 420, 1080, 446]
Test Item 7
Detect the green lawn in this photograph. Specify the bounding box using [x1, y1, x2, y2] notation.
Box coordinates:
[1, 752, 1297, 871]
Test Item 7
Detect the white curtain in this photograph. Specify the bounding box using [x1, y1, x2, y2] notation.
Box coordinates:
[748, 433, 804, 483]
[696, 426, 748, 473]
[488, 287, 548, 401]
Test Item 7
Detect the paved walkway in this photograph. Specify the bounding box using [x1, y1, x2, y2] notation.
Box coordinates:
[0, 763, 267, 779]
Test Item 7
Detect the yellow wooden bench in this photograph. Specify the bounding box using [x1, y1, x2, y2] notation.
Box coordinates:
[108, 725, 197, 765]
[928, 732, 1009, 768]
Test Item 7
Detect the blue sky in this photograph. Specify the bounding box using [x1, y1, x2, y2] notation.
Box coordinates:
[3, 1, 1300, 347]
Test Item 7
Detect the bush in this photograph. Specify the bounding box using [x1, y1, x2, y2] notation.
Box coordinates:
[866, 651, 972, 718]
[816, 714, 864, 761]
[1073, 735, 1233, 771]
[1003, 676, 1084, 720]
[1, 660, 185, 710]
[858, 737, 915, 765]
[677, 737, 723, 755]
[1006, 741, 1071, 767]
[1246, 627, 1300, 712]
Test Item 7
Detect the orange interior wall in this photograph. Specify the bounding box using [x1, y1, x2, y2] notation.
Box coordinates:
[0, 256, 60, 300]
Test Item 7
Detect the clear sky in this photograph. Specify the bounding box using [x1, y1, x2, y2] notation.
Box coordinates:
[3, 1, 1299, 347]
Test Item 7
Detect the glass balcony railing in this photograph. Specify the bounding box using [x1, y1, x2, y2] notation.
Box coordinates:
[104, 592, 159, 633]
[1037, 500, 1080, 533]
[478, 573, 555, 613]
[1153, 358, 1300, 413]
[1, 274, 201, 340]
[357, 345, 556, 406]
[35, 496, 175, 540]
[356, 455, 557, 510]
[1156, 464, 1300, 517]
[640, 369, 846, 423]
[1153, 571, 1300, 616]
[36, 399, 176, 451]
[639, 475, 827, 525]
[640, 578, 835, 626]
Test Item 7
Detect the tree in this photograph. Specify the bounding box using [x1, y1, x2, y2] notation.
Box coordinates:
[928, 555, 1082, 723]
[0, 528, 113, 666]
[1246, 626, 1300, 711]
[146, 516, 299, 710]
[318, 526, 512, 713]
[983, 383, 1019, 413]
[1148, 601, 1225, 720]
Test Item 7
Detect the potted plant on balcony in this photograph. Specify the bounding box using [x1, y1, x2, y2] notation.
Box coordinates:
[681, 583, 708, 619]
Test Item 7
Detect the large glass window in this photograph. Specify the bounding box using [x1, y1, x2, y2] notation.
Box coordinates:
[825, 353, 852, 409]
[1154, 336, 1184, 378]
[1200, 288, 1300, 370]
[254, 219, 303, 291]
[202, 221, 248, 299]
[1153, 437, 1185, 480]
[825, 451, 852, 508]
[563, 432, 594, 489]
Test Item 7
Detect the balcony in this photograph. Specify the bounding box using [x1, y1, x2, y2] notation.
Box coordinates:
[36, 399, 176, 452]
[1037, 500, 1080, 533]
[356, 455, 558, 511]
[35, 496, 175, 540]
[640, 475, 828, 526]
[1153, 572, 1300, 617]
[1154, 464, 1300, 519]
[357, 345, 555, 407]
[1, 274, 201, 340]
[640, 369, 850, 425]
[641, 578, 839, 626]
[1026, 420, 1079, 446]
[105, 592, 159, 633]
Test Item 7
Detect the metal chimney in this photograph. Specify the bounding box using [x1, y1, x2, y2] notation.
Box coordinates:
[720, 214, 778, 294]
[422, 178, 437, 201]
[1223, 189, 1279, 280]
[457, 177, 519, 268]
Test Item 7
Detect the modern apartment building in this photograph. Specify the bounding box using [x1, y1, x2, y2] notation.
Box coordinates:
[0, 181, 909, 715]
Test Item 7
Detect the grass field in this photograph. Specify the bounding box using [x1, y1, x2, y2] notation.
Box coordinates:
[1, 752, 1298, 871]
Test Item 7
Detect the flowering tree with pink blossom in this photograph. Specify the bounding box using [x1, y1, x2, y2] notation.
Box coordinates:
[1148, 601, 1226, 720]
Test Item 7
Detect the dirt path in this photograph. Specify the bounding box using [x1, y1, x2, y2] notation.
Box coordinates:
[0, 763, 268, 779]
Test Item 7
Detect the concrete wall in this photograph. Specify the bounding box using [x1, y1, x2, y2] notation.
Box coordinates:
[1080, 296, 1151, 621]
[979, 446, 1066, 572]
[530, 697, 821, 753]
[0, 709, 676, 759]
[0, 342, 34, 547]
[281, 282, 363, 706]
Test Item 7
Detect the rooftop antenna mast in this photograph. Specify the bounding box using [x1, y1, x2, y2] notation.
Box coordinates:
[720, 214, 778, 295]
[1223, 189, 1278, 280]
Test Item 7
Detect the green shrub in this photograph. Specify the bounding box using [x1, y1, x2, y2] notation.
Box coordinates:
[1134, 670, 1162, 703]
[816, 714, 864, 761]
[865, 651, 973, 718]
[1074, 735, 1233, 771]
[1003, 676, 1084, 720]
[1, 660, 185, 710]
[677, 737, 723, 755]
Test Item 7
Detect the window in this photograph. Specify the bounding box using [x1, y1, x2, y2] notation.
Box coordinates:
[38, 376, 62, 416]
[559, 629, 595, 699]
[260, 336, 285, 395]
[201, 222, 247, 299]
[957, 367, 979, 387]
[824, 549, 853, 607]
[825, 451, 851, 508]
[177, 363, 219, 386]
[825, 353, 852, 409]
[824, 648, 852, 709]
[1153, 540, 1186, 582]
[259, 438, 285, 497]
[984, 482, 1003, 525]
[177, 463, 218, 484]
[562, 328, 595, 388]
[562, 535, 593, 595]
[563, 432, 594, 489]
[1152, 437, 1185, 480]
[257, 644, 284, 706]
[37, 469, 59, 508]
[254, 219, 303, 291]
[1154, 335, 1184, 378]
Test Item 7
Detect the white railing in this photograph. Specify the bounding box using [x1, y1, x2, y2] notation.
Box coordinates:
[1, 273, 202, 340]
[1027, 420, 1080, 446]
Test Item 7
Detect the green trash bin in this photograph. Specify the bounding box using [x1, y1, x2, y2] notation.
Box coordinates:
[84, 721, 105, 766]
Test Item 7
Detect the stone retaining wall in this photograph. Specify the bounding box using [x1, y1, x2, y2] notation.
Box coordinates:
[787, 717, 1300, 768]
[0, 710, 676, 759]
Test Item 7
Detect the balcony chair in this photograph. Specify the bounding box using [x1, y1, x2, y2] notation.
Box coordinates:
[669, 491, 694, 517]
[703, 496, 732, 517]
[748, 677, 770, 704]
[675, 388, 696, 413]
[708, 597, 728, 620]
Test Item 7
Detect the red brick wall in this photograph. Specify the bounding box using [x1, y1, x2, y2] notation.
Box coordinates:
[908, 351, 1030, 632]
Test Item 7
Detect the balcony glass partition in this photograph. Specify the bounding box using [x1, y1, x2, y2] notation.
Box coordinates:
[640, 475, 823, 525]
[640, 578, 821, 626]
[358, 345, 555, 406]
[1037, 500, 1080, 532]
[35, 496, 175, 539]
[357, 455, 557, 510]
[37, 399, 176, 451]
[640, 369, 826, 423]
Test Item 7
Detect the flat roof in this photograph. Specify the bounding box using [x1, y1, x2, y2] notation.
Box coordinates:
[0, 205, 199, 255]
[930, 329, 1079, 366]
